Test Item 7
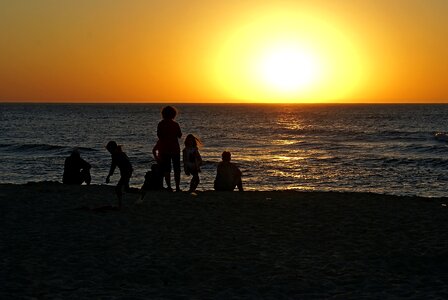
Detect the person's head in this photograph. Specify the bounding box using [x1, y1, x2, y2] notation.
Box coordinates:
[161, 106, 177, 120]
[185, 134, 202, 148]
[222, 151, 231, 162]
[151, 163, 160, 172]
[70, 148, 80, 158]
[106, 140, 118, 153]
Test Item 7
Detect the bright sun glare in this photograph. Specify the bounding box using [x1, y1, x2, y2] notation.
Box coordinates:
[257, 45, 321, 93]
[213, 11, 363, 102]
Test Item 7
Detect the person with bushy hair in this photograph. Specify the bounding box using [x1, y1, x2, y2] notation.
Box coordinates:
[157, 106, 182, 192]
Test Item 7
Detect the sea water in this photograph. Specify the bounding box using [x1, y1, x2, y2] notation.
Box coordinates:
[1, 103, 447, 197]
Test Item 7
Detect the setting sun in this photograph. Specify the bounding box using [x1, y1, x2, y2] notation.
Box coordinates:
[212, 11, 364, 102]
[256, 43, 321, 93]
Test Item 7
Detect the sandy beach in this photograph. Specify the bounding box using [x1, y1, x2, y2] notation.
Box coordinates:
[0, 182, 447, 299]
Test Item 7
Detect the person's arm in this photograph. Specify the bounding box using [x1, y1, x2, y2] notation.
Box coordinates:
[214, 164, 221, 190]
[236, 166, 242, 177]
[152, 144, 160, 162]
[183, 149, 190, 175]
[152, 145, 157, 158]
[195, 149, 202, 166]
[62, 158, 69, 183]
[232, 164, 243, 191]
[63, 157, 70, 171]
[177, 123, 182, 138]
[157, 122, 162, 139]
[237, 178, 244, 192]
[182, 148, 187, 164]
[80, 158, 91, 170]
[106, 158, 116, 183]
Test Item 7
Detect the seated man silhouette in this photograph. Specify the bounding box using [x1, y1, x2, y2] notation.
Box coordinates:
[63, 149, 91, 185]
[214, 151, 243, 191]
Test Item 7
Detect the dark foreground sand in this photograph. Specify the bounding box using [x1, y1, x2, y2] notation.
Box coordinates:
[0, 182, 447, 299]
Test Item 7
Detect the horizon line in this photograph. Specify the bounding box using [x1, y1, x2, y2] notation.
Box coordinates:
[1, 101, 448, 105]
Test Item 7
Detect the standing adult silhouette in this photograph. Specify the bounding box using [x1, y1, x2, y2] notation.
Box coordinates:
[157, 106, 182, 192]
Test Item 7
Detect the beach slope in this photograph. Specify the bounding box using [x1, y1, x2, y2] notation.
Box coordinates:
[0, 182, 447, 299]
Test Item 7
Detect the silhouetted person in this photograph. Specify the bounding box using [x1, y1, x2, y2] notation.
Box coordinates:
[105, 141, 133, 209]
[143, 164, 164, 191]
[214, 151, 243, 191]
[183, 134, 203, 193]
[152, 139, 162, 164]
[63, 149, 91, 185]
[157, 106, 182, 192]
[136, 140, 164, 204]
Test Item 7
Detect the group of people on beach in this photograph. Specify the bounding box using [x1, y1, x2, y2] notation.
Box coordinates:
[63, 106, 243, 208]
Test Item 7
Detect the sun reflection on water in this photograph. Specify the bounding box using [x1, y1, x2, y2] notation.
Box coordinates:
[272, 139, 298, 146]
[275, 116, 305, 131]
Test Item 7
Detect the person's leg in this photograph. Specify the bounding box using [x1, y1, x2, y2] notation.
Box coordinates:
[115, 183, 123, 209]
[163, 173, 170, 190]
[85, 169, 91, 185]
[137, 172, 148, 204]
[116, 174, 131, 208]
[80, 169, 91, 185]
[236, 177, 243, 192]
[136, 189, 146, 204]
[161, 153, 172, 190]
[172, 152, 181, 192]
[123, 175, 131, 193]
[193, 175, 200, 192]
[174, 172, 181, 192]
[189, 171, 200, 192]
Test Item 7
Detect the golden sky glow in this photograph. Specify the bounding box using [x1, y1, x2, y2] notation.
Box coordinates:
[213, 11, 363, 102]
[0, 0, 447, 103]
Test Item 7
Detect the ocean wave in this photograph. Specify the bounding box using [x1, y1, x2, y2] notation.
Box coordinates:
[270, 127, 429, 144]
[434, 132, 448, 142]
[381, 157, 448, 168]
[0, 143, 97, 154]
[384, 143, 447, 155]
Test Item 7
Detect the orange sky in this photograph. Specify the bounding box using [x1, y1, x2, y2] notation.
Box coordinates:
[0, 0, 447, 103]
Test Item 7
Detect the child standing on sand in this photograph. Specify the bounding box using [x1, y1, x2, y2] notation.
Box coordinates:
[105, 141, 133, 209]
[182, 134, 203, 193]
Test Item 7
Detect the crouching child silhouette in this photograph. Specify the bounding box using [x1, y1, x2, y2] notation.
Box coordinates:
[137, 163, 164, 204]
[136, 140, 164, 204]
[105, 141, 134, 209]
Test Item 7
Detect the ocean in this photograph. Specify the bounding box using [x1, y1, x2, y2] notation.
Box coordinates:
[1, 103, 447, 197]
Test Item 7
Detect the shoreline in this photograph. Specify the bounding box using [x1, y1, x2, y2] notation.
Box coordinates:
[2, 181, 446, 199]
[1, 182, 447, 299]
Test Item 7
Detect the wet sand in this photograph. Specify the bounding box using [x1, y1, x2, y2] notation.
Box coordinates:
[1, 182, 447, 299]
